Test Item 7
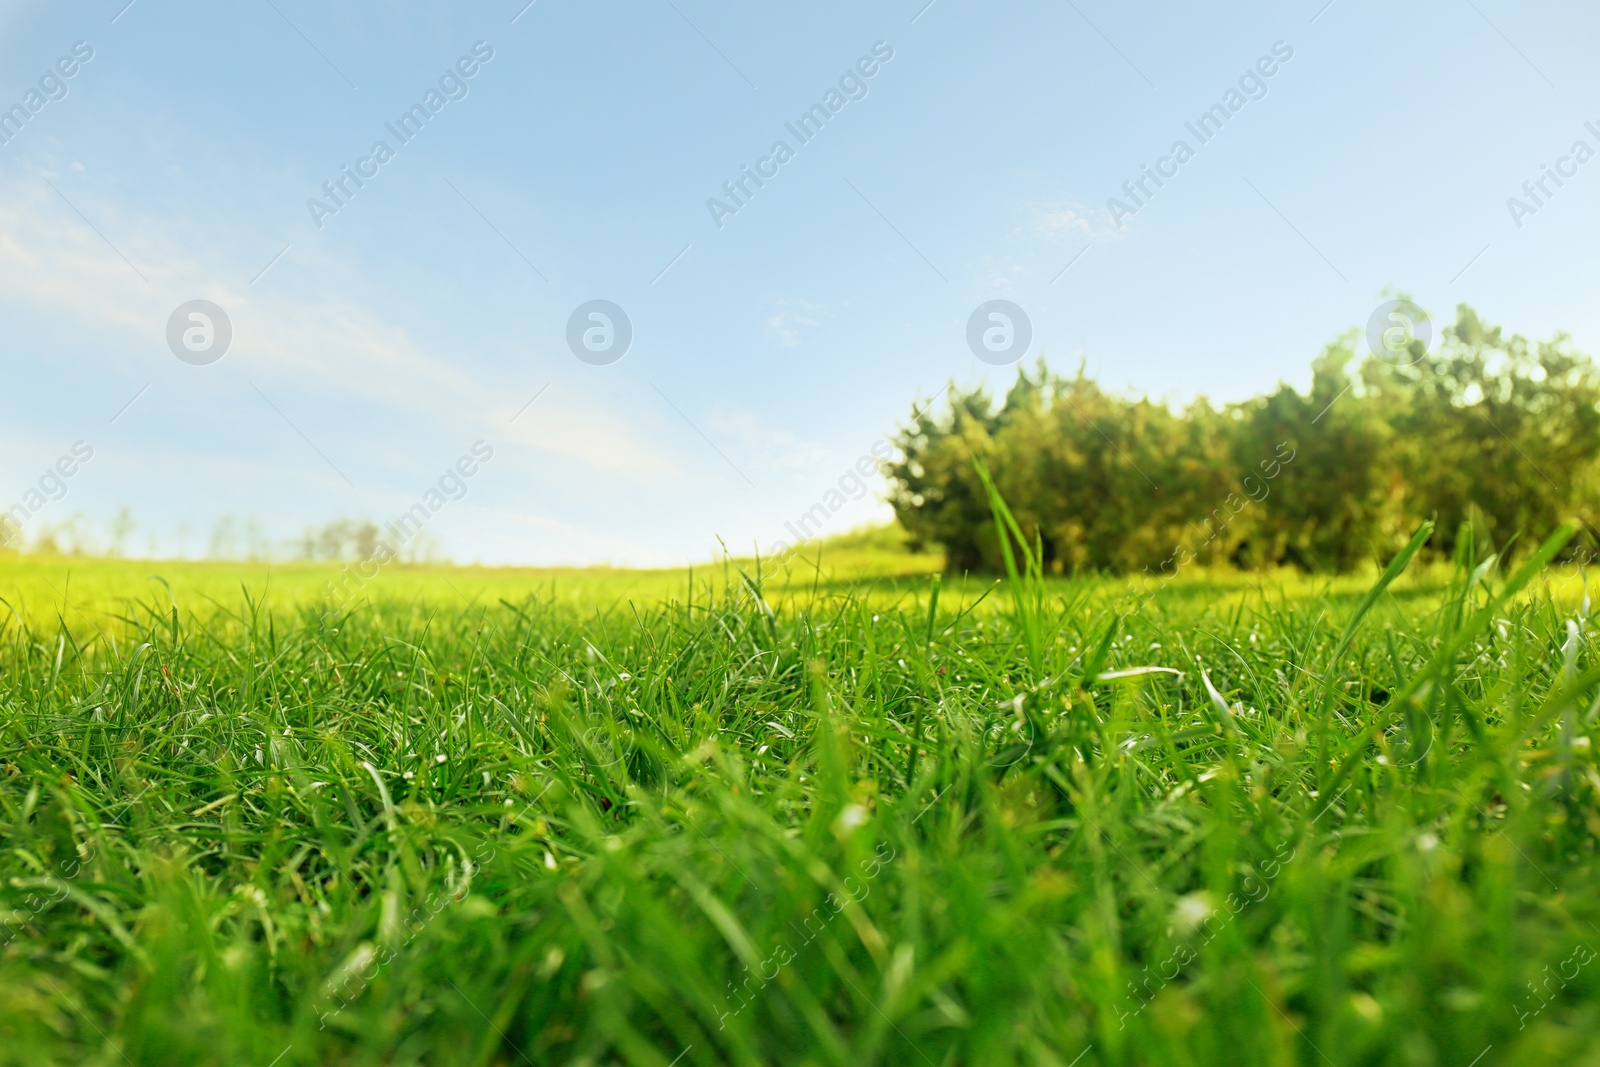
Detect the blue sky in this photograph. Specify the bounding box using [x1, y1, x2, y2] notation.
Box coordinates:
[2, 0, 1597, 566]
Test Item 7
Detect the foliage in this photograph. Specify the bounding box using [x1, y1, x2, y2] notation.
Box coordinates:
[888, 305, 1600, 574]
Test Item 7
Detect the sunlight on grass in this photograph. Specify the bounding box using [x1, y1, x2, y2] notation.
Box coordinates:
[2, 535, 1598, 1065]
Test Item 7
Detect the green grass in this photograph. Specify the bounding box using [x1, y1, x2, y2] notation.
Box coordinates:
[2, 536, 1599, 1066]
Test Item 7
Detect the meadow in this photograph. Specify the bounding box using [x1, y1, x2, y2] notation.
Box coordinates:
[2, 522, 1599, 1066]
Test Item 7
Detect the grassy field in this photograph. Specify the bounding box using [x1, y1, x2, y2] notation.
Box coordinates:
[2, 529, 1599, 1066]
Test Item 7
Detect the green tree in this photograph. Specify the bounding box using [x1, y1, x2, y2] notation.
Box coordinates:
[886, 304, 1600, 574]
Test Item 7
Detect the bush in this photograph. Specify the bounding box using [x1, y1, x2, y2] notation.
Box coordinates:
[887, 304, 1600, 573]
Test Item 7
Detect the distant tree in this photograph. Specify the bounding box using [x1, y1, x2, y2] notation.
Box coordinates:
[887, 381, 1004, 573]
[1231, 335, 1391, 571]
[108, 507, 136, 558]
[209, 516, 238, 559]
[293, 519, 387, 562]
[886, 304, 1600, 574]
[1365, 305, 1600, 561]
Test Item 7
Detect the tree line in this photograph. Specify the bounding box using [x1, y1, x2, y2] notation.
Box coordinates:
[885, 304, 1600, 574]
[0, 514, 440, 563]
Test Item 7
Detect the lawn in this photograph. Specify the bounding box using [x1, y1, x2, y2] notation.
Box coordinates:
[1, 532, 1597, 1066]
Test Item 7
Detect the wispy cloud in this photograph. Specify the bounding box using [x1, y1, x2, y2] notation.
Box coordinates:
[1028, 199, 1120, 243]
[707, 408, 831, 479]
[0, 171, 679, 488]
[766, 297, 827, 348]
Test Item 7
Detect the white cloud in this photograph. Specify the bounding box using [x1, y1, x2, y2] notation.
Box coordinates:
[766, 297, 826, 348]
[707, 408, 831, 479]
[0, 172, 681, 488]
[1035, 205, 1094, 239]
[1028, 199, 1122, 244]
